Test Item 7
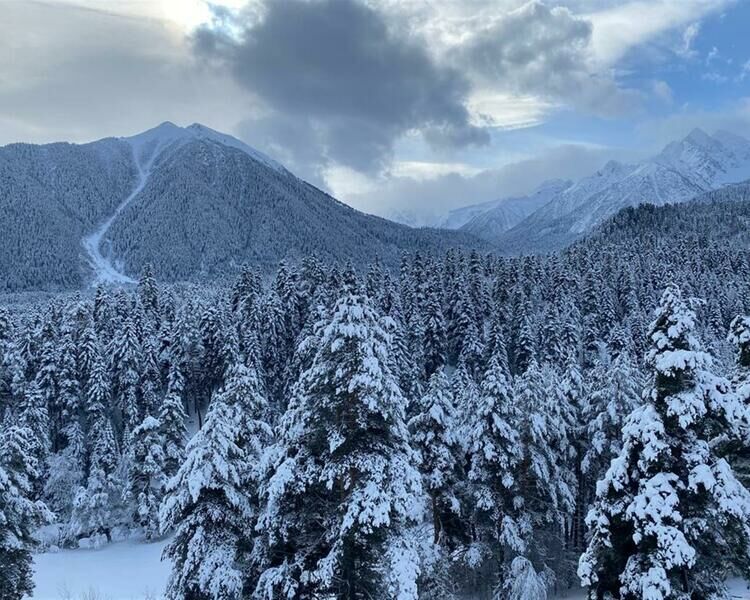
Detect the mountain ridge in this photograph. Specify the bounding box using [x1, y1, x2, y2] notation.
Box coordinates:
[0, 123, 489, 292]
[433, 128, 750, 253]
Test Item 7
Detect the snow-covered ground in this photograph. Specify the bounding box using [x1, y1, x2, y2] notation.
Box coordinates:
[30, 537, 750, 600]
[32, 539, 170, 600]
[80, 145, 148, 287]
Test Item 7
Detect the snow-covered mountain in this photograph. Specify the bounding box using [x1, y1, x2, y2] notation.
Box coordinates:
[460, 179, 572, 240]
[442, 128, 750, 253]
[0, 122, 488, 292]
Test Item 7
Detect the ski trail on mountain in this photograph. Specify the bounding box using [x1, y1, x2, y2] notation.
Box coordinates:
[82, 145, 157, 286]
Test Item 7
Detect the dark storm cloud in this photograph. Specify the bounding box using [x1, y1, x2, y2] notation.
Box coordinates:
[457, 1, 640, 116]
[193, 0, 489, 173]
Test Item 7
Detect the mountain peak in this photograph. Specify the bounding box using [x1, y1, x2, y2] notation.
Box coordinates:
[535, 178, 572, 193]
[598, 160, 626, 176]
[684, 127, 714, 147]
[123, 121, 285, 173]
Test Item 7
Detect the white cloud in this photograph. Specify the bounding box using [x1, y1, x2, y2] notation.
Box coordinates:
[0, 1, 256, 145]
[679, 23, 701, 58]
[586, 1, 730, 67]
[702, 72, 729, 84]
[652, 80, 674, 104]
[466, 93, 556, 129]
[342, 143, 640, 221]
[390, 161, 483, 180]
[738, 59, 750, 81]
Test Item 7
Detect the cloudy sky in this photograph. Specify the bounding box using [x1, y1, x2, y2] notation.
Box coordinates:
[3, 0, 750, 222]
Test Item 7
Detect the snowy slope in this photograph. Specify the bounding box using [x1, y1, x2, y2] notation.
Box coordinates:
[81, 144, 156, 286]
[437, 198, 505, 230]
[491, 128, 750, 253]
[460, 179, 572, 240]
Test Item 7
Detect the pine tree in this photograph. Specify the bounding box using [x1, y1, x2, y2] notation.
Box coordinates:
[199, 304, 228, 405]
[57, 316, 83, 447]
[0, 422, 52, 599]
[423, 278, 447, 379]
[579, 285, 750, 600]
[35, 329, 60, 449]
[160, 399, 251, 600]
[216, 361, 272, 461]
[465, 353, 524, 590]
[138, 263, 160, 318]
[141, 334, 162, 417]
[69, 408, 120, 546]
[408, 369, 463, 546]
[728, 315, 750, 486]
[254, 291, 423, 599]
[77, 315, 100, 388]
[44, 418, 85, 520]
[17, 380, 50, 499]
[457, 319, 485, 381]
[513, 312, 537, 376]
[127, 415, 166, 538]
[159, 363, 188, 483]
[580, 352, 641, 484]
[110, 314, 142, 435]
[77, 351, 120, 543]
[514, 361, 575, 574]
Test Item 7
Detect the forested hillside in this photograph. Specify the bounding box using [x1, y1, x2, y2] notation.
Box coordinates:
[5, 184, 750, 598]
[0, 139, 135, 291]
[106, 133, 490, 282]
[0, 123, 489, 293]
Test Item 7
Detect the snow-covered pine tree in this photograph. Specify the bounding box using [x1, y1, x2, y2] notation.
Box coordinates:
[138, 263, 160, 318]
[159, 362, 188, 483]
[0, 421, 52, 599]
[218, 360, 272, 458]
[728, 315, 750, 486]
[230, 264, 261, 318]
[458, 319, 485, 381]
[141, 334, 163, 417]
[77, 314, 100, 388]
[57, 315, 82, 446]
[17, 380, 50, 500]
[513, 360, 575, 576]
[71, 349, 120, 544]
[423, 274, 447, 379]
[579, 285, 750, 600]
[580, 351, 641, 485]
[160, 398, 252, 600]
[44, 417, 86, 521]
[260, 290, 288, 407]
[127, 415, 166, 538]
[408, 368, 463, 546]
[1, 339, 27, 411]
[484, 314, 510, 375]
[254, 290, 423, 600]
[110, 313, 142, 435]
[199, 304, 229, 406]
[465, 352, 524, 593]
[35, 326, 60, 448]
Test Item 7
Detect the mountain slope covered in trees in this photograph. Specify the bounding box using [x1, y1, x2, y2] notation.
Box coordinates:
[0, 123, 488, 292]
[5, 189, 750, 598]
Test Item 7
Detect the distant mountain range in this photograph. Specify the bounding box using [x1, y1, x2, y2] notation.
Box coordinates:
[0, 122, 488, 292]
[3, 123, 750, 293]
[435, 128, 750, 253]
